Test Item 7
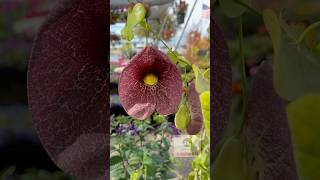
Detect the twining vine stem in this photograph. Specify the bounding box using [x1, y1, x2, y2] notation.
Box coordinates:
[119, 137, 128, 174]
[232, 0, 262, 17]
[175, 0, 198, 50]
[237, 15, 248, 137]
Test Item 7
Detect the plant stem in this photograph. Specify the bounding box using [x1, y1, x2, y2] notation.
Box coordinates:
[119, 138, 128, 174]
[146, 32, 149, 47]
[159, 37, 172, 51]
[144, 165, 147, 179]
[157, 36, 191, 67]
[295, 21, 320, 44]
[237, 16, 248, 137]
[232, 0, 262, 17]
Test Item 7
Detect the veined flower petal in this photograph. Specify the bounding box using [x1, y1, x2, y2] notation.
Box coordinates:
[245, 62, 298, 179]
[211, 17, 232, 152]
[119, 47, 182, 120]
[28, 0, 108, 179]
[186, 82, 203, 135]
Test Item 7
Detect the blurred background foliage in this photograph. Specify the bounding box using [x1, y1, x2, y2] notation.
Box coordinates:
[213, 0, 320, 138]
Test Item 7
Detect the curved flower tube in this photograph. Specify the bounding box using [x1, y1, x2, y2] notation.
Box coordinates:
[118, 47, 183, 120]
[28, 0, 108, 179]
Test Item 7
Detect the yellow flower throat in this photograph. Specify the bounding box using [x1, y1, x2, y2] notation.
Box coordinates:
[143, 73, 158, 86]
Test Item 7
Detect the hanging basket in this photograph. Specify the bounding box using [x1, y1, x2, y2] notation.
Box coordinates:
[175, 0, 188, 25]
[177, 11, 186, 24]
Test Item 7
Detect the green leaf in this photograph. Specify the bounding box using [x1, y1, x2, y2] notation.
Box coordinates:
[167, 50, 191, 67]
[188, 172, 196, 180]
[162, 137, 171, 150]
[287, 94, 320, 180]
[121, 25, 134, 41]
[200, 91, 210, 137]
[174, 98, 191, 130]
[140, 19, 151, 31]
[263, 9, 281, 50]
[264, 10, 320, 101]
[110, 156, 123, 166]
[167, 50, 179, 64]
[143, 154, 153, 165]
[121, 3, 146, 41]
[110, 161, 126, 179]
[213, 136, 247, 180]
[130, 170, 142, 180]
[128, 156, 141, 166]
[127, 3, 146, 27]
[192, 65, 209, 93]
[192, 152, 209, 171]
[203, 68, 210, 80]
[153, 114, 166, 124]
[295, 21, 320, 45]
[219, 0, 250, 18]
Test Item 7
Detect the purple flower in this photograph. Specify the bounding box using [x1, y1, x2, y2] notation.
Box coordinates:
[116, 125, 127, 135]
[168, 122, 180, 135]
[129, 124, 138, 136]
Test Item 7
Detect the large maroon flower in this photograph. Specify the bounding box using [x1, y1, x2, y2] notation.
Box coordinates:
[211, 17, 232, 153]
[119, 47, 183, 120]
[245, 62, 298, 180]
[28, 0, 108, 179]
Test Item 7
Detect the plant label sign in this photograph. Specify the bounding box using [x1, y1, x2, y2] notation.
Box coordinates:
[172, 135, 194, 157]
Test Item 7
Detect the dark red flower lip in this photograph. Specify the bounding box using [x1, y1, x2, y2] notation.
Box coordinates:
[118, 46, 183, 120]
[27, 0, 108, 179]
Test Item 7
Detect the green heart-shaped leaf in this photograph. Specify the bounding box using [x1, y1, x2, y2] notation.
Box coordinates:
[121, 26, 134, 41]
[192, 65, 209, 93]
[174, 98, 191, 131]
[121, 3, 146, 41]
[219, 0, 250, 18]
[128, 3, 146, 27]
[287, 94, 320, 180]
[263, 9, 281, 50]
[264, 9, 320, 101]
[200, 91, 210, 137]
[213, 136, 247, 180]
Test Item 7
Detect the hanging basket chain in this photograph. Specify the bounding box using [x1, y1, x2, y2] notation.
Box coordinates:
[175, 0, 198, 50]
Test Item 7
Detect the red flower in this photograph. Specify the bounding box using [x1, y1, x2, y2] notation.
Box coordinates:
[119, 47, 183, 120]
